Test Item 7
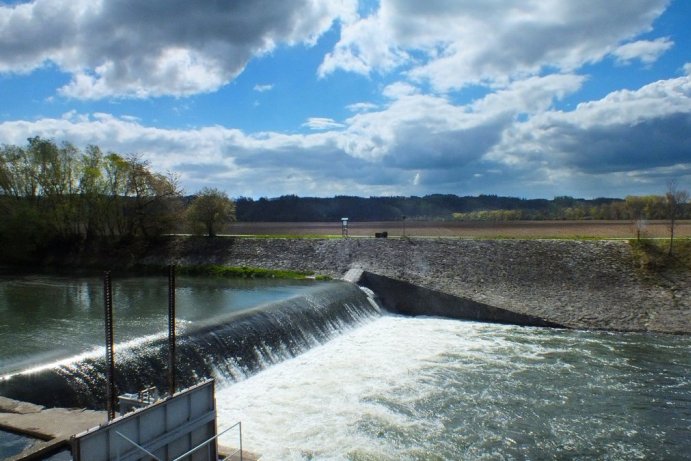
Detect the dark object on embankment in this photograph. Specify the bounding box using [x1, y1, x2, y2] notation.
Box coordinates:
[360, 271, 564, 328]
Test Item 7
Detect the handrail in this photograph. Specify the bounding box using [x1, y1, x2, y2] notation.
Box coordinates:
[116, 431, 162, 460]
[171, 421, 242, 461]
[115, 421, 242, 461]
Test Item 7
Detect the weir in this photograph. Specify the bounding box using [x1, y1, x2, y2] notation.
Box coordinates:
[358, 271, 564, 328]
[0, 281, 382, 410]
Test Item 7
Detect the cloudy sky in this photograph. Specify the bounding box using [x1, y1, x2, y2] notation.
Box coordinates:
[1, 0, 690, 199]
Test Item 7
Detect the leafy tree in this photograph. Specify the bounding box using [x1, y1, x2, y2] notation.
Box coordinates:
[0, 138, 183, 256]
[187, 187, 236, 237]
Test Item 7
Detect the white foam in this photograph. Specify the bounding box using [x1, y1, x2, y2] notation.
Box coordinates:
[216, 316, 509, 460]
[216, 317, 689, 460]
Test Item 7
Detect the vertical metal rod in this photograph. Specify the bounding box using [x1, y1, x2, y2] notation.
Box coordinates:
[103, 271, 116, 421]
[239, 421, 243, 461]
[168, 264, 176, 396]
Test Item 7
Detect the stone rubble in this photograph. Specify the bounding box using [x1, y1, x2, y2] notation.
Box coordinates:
[146, 237, 690, 334]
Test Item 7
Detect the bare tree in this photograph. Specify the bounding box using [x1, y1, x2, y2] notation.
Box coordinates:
[666, 180, 689, 256]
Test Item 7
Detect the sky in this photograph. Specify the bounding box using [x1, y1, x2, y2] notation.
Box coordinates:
[0, 0, 690, 199]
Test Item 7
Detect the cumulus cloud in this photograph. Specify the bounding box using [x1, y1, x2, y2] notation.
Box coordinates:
[612, 37, 673, 65]
[0, 0, 356, 98]
[320, 0, 669, 91]
[382, 81, 419, 99]
[489, 75, 691, 179]
[318, 10, 408, 77]
[1, 73, 688, 198]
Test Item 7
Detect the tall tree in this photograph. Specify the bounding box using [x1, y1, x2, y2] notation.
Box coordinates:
[187, 187, 236, 237]
[123, 155, 182, 238]
[665, 180, 689, 256]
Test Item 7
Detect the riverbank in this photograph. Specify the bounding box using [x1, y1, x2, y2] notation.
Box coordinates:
[134, 236, 690, 334]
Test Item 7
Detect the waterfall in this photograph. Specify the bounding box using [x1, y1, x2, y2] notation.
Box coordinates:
[0, 282, 381, 409]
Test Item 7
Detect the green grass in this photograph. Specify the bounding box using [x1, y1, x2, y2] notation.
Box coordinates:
[462, 235, 617, 241]
[629, 238, 691, 272]
[228, 234, 343, 239]
[176, 264, 317, 279]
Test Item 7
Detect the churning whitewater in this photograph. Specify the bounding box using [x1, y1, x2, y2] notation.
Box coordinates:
[216, 316, 691, 461]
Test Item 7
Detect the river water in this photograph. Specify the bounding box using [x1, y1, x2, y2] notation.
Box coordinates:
[0, 275, 689, 460]
[0, 274, 325, 376]
[216, 316, 691, 461]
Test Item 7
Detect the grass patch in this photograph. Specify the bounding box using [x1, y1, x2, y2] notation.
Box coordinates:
[176, 264, 316, 279]
[230, 234, 342, 239]
[464, 235, 615, 241]
[629, 238, 691, 272]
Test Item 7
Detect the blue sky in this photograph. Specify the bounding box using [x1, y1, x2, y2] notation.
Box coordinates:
[0, 0, 690, 199]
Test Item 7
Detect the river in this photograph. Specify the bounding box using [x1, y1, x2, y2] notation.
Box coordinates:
[0, 274, 325, 376]
[216, 316, 691, 460]
[0, 275, 689, 460]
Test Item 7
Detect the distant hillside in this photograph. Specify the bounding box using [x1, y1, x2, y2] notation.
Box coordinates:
[234, 194, 640, 222]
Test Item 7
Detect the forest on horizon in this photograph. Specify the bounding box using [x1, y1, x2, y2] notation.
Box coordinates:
[1, 137, 688, 265]
[235, 194, 689, 222]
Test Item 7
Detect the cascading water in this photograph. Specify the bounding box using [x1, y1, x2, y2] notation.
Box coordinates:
[0, 281, 382, 409]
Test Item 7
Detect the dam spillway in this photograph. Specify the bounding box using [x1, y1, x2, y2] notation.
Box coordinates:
[0, 278, 381, 409]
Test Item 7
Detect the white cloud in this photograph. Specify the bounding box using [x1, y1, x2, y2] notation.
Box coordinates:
[302, 117, 345, 130]
[253, 84, 275, 92]
[684, 63, 691, 76]
[318, 12, 408, 77]
[0, 0, 357, 99]
[612, 37, 673, 65]
[320, 0, 669, 92]
[1, 73, 688, 198]
[382, 81, 419, 99]
[471, 74, 586, 116]
[346, 102, 378, 112]
[489, 75, 691, 176]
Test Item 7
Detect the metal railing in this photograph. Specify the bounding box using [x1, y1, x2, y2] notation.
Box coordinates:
[115, 421, 243, 461]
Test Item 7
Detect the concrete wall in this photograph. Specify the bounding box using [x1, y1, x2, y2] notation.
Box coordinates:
[359, 271, 564, 328]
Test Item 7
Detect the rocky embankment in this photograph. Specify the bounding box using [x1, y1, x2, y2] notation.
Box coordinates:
[143, 237, 690, 334]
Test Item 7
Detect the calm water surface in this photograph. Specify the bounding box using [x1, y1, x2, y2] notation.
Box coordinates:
[0, 274, 326, 375]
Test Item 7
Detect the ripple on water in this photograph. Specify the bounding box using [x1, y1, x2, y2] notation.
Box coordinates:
[216, 316, 691, 461]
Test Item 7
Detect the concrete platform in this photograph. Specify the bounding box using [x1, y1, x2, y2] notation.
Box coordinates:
[0, 396, 105, 460]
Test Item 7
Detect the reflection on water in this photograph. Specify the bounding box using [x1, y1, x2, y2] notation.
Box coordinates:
[0, 274, 326, 375]
[0, 430, 36, 460]
[217, 316, 691, 461]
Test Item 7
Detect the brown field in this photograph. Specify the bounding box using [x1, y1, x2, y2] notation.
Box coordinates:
[226, 220, 691, 239]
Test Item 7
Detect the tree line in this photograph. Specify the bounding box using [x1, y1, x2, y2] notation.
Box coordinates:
[0, 138, 235, 262]
[452, 195, 690, 222]
[1, 137, 688, 262]
[236, 194, 690, 222]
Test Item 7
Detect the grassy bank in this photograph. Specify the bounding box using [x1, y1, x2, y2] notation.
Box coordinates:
[630, 239, 691, 273]
[173, 264, 330, 280]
